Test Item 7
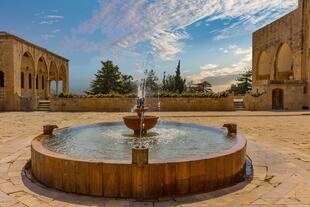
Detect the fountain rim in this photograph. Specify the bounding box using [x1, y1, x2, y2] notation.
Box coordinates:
[32, 121, 247, 164]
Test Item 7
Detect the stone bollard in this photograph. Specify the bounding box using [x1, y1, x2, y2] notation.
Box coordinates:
[132, 147, 149, 166]
[43, 125, 58, 135]
[223, 123, 237, 138]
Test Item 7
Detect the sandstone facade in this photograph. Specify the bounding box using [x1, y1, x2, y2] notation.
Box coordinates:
[0, 32, 69, 111]
[251, 0, 310, 110]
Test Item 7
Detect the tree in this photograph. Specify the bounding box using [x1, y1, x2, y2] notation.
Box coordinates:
[174, 60, 186, 93]
[144, 69, 159, 92]
[199, 81, 212, 92]
[162, 72, 166, 90]
[228, 69, 252, 94]
[188, 81, 212, 93]
[120, 74, 136, 94]
[165, 75, 176, 92]
[89, 60, 136, 94]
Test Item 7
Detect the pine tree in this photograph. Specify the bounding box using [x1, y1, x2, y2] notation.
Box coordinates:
[236, 69, 252, 92]
[228, 69, 252, 94]
[90, 60, 123, 94]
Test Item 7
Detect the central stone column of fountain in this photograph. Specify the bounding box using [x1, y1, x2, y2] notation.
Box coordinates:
[123, 97, 159, 167]
[123, 97, 159, 137]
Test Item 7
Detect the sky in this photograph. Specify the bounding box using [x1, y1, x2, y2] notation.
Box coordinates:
[0, 0, 298, 93]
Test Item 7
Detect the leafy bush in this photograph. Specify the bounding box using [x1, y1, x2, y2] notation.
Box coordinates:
[151, 91, 229, 98]
[250, 91, 265, 97]
[57, 91, 230, 99]
[58, 93, 77, 98]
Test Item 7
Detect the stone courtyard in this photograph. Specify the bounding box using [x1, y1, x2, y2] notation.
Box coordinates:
[0, 111, 309, 207]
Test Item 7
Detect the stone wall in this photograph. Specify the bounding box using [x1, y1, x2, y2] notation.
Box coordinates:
[50, 96, 235, 112]
[252, 7, 303, 81]
[244, 81, 308, 111]
[251, 0, 310, 110]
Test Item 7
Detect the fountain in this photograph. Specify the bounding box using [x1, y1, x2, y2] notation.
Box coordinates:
[123, 97, 159, 136]
[30, 77, 248, 200]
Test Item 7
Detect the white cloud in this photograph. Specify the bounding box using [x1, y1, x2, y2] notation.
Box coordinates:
[188, 45, 252, 82]
[68, 0, 296, 60]
[219, 45, 251, 56]
[200, 64, 218, 70]
[51, 29, 61, 34]
[39, 15, 64, 24]
[41, 34, 55, 40]
[43, 15, 64, 19]
[209, 0, 297, 40]
[41, 29, 61, 40]
[219, 47, 229, 53]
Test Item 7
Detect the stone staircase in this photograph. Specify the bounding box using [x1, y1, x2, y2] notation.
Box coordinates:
[234, 100, 246, 111]
[37, 100, 50, 111]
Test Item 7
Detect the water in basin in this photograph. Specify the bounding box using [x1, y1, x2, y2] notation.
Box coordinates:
[43, 122, 236, 162]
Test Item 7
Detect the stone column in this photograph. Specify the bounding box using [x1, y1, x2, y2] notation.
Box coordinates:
[132, 147, 149, 165]
[55, 80, 59, 96]
[47, 79, 50, 98]
[65, 66, 69, 94]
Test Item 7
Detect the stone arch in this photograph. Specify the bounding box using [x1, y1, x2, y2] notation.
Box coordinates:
[21, 52, 35, 96]
[275, 43, 294, 80]
[257, 51, 271, 80]
[49, 61, 58, 96]
[37, 57, 48, 99]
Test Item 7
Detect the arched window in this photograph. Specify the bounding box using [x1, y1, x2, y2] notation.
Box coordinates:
[29, 73, 32, 89]
[0, 71, 4, 87]
[275, 43, 294, 80]
[36, 75, 39, 89]
[257, 51, 271, 80]
[42, 76, 44, 90]
[21, 72, 24, 89]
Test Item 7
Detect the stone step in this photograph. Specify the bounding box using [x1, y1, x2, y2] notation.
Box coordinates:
[37, 100, 50, 111]
[234, 101, 245, 111]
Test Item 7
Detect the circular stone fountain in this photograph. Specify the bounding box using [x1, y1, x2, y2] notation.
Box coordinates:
[31, 98, 247, 200]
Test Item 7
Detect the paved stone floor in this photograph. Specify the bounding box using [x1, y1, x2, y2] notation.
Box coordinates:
[0, 111, 310, 207]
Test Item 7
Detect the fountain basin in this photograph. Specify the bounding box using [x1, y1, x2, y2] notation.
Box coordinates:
[31, 122, 247, 199]
[123, 115, 159, 135]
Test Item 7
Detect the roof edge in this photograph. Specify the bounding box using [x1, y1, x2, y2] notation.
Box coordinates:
[0, 31, 69, 62]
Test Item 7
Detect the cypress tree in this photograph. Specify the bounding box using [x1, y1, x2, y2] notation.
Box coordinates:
[174, 60, 186, 93]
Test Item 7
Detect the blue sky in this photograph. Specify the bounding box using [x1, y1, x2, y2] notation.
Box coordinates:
[0, 0, 298, 93]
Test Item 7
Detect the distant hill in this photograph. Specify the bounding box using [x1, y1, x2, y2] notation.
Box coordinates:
[202, 74, 238, 92]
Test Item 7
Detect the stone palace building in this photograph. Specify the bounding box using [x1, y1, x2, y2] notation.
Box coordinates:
[0, 32, 69, 111]
[251, 0, 310, 110]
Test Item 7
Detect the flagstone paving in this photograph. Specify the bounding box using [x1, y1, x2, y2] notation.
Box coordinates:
[0, 111, 309, 206]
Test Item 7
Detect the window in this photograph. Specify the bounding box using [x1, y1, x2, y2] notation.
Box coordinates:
[42, 76, 44, 90]
[36, 75, 39, 89]
[0, 71, 4, 87]
[21, 72, 24, 89]
[29, 73, 32, 89]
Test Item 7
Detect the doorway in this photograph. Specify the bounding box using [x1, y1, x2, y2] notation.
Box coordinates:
[272, 88, 284, 110]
